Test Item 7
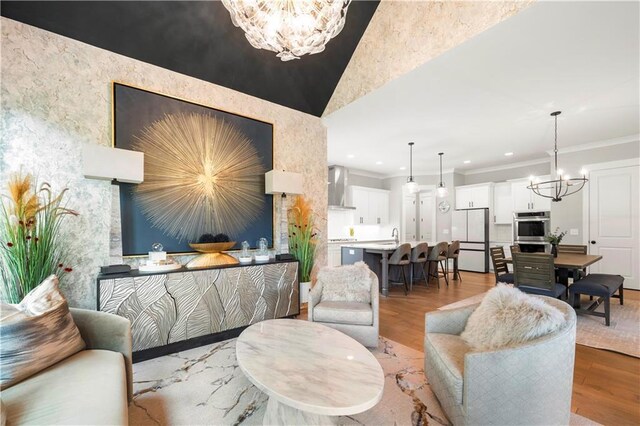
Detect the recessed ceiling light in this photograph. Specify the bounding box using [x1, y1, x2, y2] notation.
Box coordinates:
[463, 160, 471, 164]
[347, 154, 355, 159]
[375, 161, 383, 165]
[399, 166, 406, 170]
[504, 152, 514, 156]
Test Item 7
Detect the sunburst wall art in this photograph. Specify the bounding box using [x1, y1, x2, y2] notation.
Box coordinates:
[113, 83, 273, 256]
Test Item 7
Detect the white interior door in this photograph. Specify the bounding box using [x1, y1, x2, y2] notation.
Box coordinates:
[419, 192, 433, 241]
[403, 195, 417, 241]
[588, 164, 639, 290]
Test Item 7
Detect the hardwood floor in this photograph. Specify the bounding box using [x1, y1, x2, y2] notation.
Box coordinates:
[376, 271, 640, 426]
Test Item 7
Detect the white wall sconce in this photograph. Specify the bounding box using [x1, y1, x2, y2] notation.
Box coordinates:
[82, 144, 144, 184]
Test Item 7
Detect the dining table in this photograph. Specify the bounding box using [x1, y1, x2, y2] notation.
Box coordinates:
[505, 252, 603, 286]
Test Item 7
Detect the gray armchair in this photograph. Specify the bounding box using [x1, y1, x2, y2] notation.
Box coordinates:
[308, 268, 379, 348]
[424, 297, 576, 425]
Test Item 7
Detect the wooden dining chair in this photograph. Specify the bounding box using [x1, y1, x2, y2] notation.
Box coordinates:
[557, 244, 588, 254]
[512, 252, 566, 299]
[387, 243, 412, 295]
[557, 244, 589, 281]
[427, 242, 449, 288]
[489, 246, 514, 284]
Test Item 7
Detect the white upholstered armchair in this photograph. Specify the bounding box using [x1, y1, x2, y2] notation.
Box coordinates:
[308, 264, 379, 348]
[424, 297, 577, 425]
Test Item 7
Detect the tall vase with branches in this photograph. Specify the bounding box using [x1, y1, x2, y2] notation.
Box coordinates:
[288, 196, 317, 283]
[0, 173, 78, 303]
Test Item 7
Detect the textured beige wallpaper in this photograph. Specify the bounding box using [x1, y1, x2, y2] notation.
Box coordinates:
[324, 0, 534, 115]
[1, 18, 327, 308]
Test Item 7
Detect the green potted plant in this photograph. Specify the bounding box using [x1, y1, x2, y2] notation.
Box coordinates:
[0, 173, 78, 303]
[545, 227, 567, 258]
[288, 195, 317, 304]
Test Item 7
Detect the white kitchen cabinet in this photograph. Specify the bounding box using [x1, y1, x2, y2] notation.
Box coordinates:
[455, 183, 493, 209]
[493, 182, 512, 224]
[328, 244, 342, 267]
[348, 186, 390, 225]
[512, 178, 551, 212]
[351, 186, 370, 224]
[369, 190, 389, 225]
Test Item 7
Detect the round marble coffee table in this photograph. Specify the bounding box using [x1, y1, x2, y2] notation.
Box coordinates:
[236, 319, 384, 425]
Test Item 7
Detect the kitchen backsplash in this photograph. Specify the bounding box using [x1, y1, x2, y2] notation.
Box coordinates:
[328, 210, 397, 240]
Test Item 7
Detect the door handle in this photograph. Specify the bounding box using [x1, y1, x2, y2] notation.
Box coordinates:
[590, 240, 597, 244]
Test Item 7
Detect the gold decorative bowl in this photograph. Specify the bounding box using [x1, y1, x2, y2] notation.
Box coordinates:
[186, 242, 239, 268]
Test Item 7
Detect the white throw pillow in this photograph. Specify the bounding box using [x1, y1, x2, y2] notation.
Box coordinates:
[460, 284, 566, 351]
[318, 261, 372, 304]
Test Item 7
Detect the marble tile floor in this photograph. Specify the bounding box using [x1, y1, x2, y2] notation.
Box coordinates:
[130, 337, 599, 426]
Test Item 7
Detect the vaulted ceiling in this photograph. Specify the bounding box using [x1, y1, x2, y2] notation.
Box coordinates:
[1, 1, 379, 117]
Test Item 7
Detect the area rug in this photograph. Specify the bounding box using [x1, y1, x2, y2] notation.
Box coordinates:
[129, 337, 598, 425]
[439, 292, 640, 358]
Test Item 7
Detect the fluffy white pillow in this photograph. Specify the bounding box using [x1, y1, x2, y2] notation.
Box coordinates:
[318, 261, 372, 304]
[460, 284, 566, 351]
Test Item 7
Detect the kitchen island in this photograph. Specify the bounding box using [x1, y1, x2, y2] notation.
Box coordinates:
[341, 241, 437, 296]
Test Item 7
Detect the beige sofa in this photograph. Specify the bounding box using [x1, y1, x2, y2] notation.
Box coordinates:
[1, 308, 132, 425]
[424, 297, 577, 425]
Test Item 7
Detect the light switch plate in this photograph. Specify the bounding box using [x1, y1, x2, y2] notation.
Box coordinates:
[570, 228, 579, 236]
[443, 229, 450, 235]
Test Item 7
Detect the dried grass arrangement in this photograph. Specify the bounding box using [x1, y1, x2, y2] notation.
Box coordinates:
[288, 196, 317, 282]
[0, 173, 78, 303]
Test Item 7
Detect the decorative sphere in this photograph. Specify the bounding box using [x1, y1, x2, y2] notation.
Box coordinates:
[151, 243, 164, 252]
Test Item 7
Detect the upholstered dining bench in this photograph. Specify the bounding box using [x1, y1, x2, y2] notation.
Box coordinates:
[569, 274, 624, 326]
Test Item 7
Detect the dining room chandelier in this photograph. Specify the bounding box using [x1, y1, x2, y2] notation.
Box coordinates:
[221, 0, 352, 61]
[527, 111, 588, 202]
[406, 142, 419, 194]
[436, 152, 448, 198]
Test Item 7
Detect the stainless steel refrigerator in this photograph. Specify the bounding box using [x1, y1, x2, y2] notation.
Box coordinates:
[451, 208, 489, 273]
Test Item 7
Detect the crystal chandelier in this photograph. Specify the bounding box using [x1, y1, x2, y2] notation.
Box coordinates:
[436, 152, 448, 198]
[528, 111, 588, 202]
[406, 142, 419, 194]
[221, 0, 352, 61]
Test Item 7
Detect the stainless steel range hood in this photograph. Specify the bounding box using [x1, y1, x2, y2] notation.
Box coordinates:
[328, 165, 356, 210]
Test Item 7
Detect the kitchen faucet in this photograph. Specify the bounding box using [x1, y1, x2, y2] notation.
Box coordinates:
[392, 228, 399, 244]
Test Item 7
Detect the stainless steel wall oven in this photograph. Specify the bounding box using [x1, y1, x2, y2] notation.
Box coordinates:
[513, 211, 551, 243]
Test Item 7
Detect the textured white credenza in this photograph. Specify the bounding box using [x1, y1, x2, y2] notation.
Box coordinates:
[97, 260, 299, 361]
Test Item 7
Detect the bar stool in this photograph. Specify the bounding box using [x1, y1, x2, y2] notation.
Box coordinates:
[427, 241, 449, 288]
[386, 243, 411, 295]
[410, 243, 429, 289]
[446, 240, 462, 282]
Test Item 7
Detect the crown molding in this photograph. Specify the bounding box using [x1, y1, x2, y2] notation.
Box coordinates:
[547, 134, 639, 155]
[344, 167, 387, 179]
[462, 158, 550, 176]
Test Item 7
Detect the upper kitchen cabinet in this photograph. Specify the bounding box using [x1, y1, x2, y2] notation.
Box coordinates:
[348, 186, 390, 225]
[493, 182, 512, 224]
[455, 183, 493, 209]
[512, 177, 551, 212]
